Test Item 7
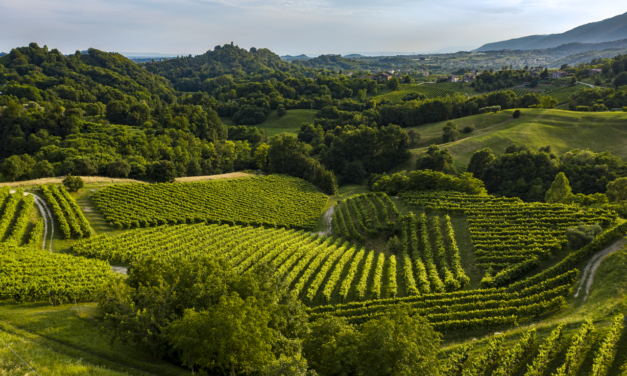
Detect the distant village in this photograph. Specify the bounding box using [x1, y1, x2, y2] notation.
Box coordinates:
[339, 64, 605, 85]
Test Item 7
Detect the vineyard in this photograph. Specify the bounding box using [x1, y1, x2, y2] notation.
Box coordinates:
[399, 192, 617, 286]
[544, 84, 586, 104]
[332, 192, 399, 241]
[440, 315, 626, 376]
[91, 175, 328, 230]
[0, 187, 42, 248]
[0, 243, 114, 305]
[40, 184, 94, 239]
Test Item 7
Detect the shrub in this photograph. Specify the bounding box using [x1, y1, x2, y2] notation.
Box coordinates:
[478, 106, 501, 114]
[513, 110, 521, 119]
[576, 106, 590, 112]
[387, 235, 403, 255]
[442, 121, 460, 142]
[62, 174, 84, 192]
[566, 223, 602, 249]
[277, 105, 287, 117]
[463, 125, 475, 133]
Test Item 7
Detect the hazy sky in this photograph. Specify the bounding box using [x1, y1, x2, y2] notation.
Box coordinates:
[1, 0, 626, 56]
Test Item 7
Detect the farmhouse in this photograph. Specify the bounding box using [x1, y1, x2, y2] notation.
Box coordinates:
[373, 72, 392, 82]
[448, 75, 459, 83]
[522, 82, 531, 88]
[589, 68, 602, 75]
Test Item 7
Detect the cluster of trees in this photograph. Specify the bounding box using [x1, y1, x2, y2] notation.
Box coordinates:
[0, 101, 253, 182]
[466, 145, 627, 202]
[568, 85, 627, 111]
[98, 256, 441, 376]
[309, 90, 552, 133]
[471, 69, 536, 92]
[560, 54, 626, 84]
[208, 74, 381, 125]
[368, 169, 487, 196]
[143, 44, 307, 92]
[296, 123, 411, 185]
[0, 45, 342, 190]
[292, 54, 425, 75]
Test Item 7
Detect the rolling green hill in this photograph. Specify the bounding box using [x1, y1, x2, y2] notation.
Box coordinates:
[403, 109, 627, 171]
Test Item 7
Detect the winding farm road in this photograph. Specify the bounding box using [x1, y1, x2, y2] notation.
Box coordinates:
[574, 237, 627, 303]
[10, 190, 54, 253]
[315, 206, 335, 237]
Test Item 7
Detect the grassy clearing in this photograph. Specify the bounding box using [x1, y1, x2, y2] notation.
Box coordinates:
[222, 109, 314, 137]
[0, 302, 187, 376]
[403, 109, 627, 171]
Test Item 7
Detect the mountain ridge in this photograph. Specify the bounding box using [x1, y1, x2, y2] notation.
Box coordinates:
[476, 11, 627, 51]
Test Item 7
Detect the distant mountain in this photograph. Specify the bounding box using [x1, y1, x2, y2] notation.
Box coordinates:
[543, 38, 627, 55]
[476, 11, 627, 51]
[344, 54, 364, 58]
[280, 54, 312, 61]
[0, 52, 7, 57]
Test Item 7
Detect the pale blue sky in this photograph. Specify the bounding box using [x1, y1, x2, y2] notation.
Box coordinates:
[1, 0, 626, 56]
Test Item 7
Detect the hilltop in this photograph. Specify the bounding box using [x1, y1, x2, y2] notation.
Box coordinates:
[476, 11, 627, 51]
[144, 43, 308, 91]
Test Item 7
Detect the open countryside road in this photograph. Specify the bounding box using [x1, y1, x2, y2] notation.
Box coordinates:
[574, 237, 627, 303]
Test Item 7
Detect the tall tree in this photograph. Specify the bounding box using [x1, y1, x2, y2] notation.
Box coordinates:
[356, 305, 441, 376]
[606, 177, 627, 202]
[467, 147, 496, 178]
[168, 294, 274, 376]
[545, 172, 573, 204]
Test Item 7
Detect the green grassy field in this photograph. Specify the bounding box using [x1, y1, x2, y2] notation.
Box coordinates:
[222, 109, 314, 137]
[401, 109, 627, 171]
[0, 303, 188, 375]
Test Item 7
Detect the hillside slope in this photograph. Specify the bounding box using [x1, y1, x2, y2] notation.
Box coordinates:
[476, 12, 627, 51]
[404, 109, 627, 170]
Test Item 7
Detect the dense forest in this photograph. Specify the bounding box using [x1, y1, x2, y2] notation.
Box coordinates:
[1, 43, 627, 198]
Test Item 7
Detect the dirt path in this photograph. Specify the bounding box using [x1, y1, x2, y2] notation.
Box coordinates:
[315, 206, 335, 237]
[576, 81, 596, 88]
[574, 238, 627, 303]
[112, 266, 128, 275]
[11, 190, 53, 253]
